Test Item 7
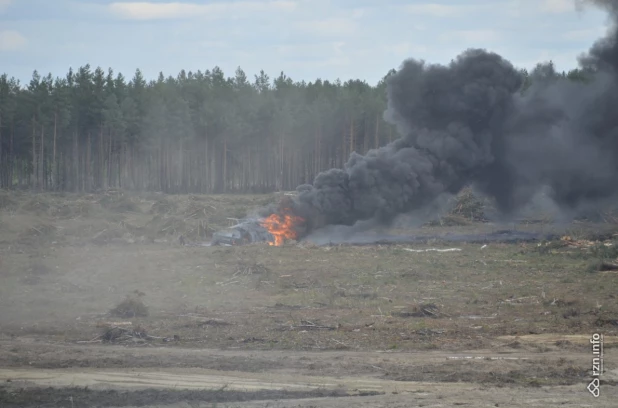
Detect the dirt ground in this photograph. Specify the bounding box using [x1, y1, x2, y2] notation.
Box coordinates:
[0, 190, 617, 407]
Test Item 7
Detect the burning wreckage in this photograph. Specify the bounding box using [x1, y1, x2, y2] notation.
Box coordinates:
[210, 197, 555, 247]
[212, 201, 307, 246]
[215, 2, 618, 248]
[210, 220, 273, 246]
[210, 212, 555, 247]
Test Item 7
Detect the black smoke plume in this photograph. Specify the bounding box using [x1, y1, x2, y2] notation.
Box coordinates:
[271, 0, 618, 236]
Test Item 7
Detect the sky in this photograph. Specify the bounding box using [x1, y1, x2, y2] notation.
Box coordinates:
[0, 0, 611, 85]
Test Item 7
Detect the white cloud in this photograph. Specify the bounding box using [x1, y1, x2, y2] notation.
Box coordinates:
[296, 18, 358, 37]
[384, 43, 428, 58]
[109, 1, 297, 20]
[0, 0, 11, 13]
[275, 42, 347, 57]
[0, 30, 27, 51]
[285, 56, 350, 69]
[404, 1, 574, 18]
[351, 8, 365, 19]
[441, 29, 502, 44]
[197, 40, 227, 49]
[404, 3, 490, 17]
[2, 0, 611, 85]
[562, 27, 606, 41]
[293, 4, 366, 38]
[404, 3, 462, 17]
[540, 0, 574, 13]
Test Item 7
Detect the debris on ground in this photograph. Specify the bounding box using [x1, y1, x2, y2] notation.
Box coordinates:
[110, 291, 149, 318]
[97, 190, 141, 213]
[425, 214, 472, 227]
[559, 235, 612, 249]
[96, 321, 133, 328]
[91, 227, 126, 245]
[450, 187, 490, 222]
[534, 235, 618, 258]
[587, 260, 618, 273]
[394, 303, 445, 318]
[501, 296, 540, 305]
[291, 322, 337, 331]
[88, 325, 178, 345]
[197, 318, 232, 327]
[403, 248, 461, 253]
[234, 262, 270, 276]
[149, 197, 177, 214]
[102, 325, 148, 343]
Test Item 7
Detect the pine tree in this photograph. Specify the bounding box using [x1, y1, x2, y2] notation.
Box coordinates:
[0, 62, 588, 193]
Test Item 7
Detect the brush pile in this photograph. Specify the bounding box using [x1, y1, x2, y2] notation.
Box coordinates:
[449, 188, 490, 222]
[110, 291, 149, 318]
[101, 324, 150, 343]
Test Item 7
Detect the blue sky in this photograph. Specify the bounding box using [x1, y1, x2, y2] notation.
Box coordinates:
[0, 0, 610, 85]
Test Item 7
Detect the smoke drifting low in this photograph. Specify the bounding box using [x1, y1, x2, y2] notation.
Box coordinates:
[286, 1, 618, 234]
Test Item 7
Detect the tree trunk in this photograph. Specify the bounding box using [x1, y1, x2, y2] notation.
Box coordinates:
[363, 115, 368, 154]
[179, 139, 184, 193]
[9, 117, 14, 189]
[223, 136, 227, 193]
[167, 141, 171, 192]
[86, 131, 91, 191]
[203, 137, 208, 193]
[59, 151, 64, 190]
[0, 113, 3, 188]
[31, 116, 36, 189]
[17, 159, 22, 188]
[247, 147, 251, 192]
[318, 124, 322, 176]
[166, 141, 172, 192]
[210, 138, 216, 193]
[159, 140, 164, 191]
[107, 129, 112, 188]
[341, 120, 346, 167]
[314, 124, 320, 178]
[119, 142, 125, 189]
[185, 143, 189, 193]
[99, 123, 104, 189]
[374, 114, 380, 149]
[128, 144, 135, 189]
[349, 116, 355, 155]
[52, 112, 57, 190]
[161, 143, 165, 192]
[73, 130, 78, 192]
[279, 134, 284, 192]
[40, 123, 44, 189]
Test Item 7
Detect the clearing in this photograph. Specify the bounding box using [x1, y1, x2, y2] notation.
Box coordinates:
[0, 190, 616, 407]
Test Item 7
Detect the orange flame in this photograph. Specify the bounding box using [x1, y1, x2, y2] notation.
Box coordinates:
[261, 209, 304, 246]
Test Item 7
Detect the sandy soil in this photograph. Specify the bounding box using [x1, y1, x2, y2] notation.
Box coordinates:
[0, 191, 617, 407]
[1, 341, 616, 407]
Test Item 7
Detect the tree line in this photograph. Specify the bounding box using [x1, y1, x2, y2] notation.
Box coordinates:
[0, 61, 590, 194]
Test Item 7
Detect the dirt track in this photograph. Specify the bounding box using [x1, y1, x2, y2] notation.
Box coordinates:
[0, 368, 613, 407]
[0, 338, 616, 407]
